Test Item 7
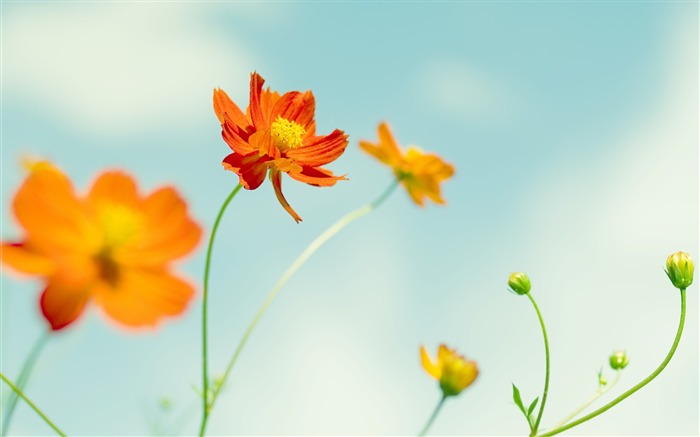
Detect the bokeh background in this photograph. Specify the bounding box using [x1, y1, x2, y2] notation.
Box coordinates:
[1, 2, 698, 436]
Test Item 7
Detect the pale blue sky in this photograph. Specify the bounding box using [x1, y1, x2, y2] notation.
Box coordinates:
[1, 2, 698, 436]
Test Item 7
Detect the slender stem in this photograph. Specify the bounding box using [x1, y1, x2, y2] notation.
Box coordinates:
[551, 370, 621, 429]
[199, 184, 243, 436]
[2, 331, 50, 435]
[526, 292, 550, 436]
[199, 180, 399, 436]
[0, 372, 66, 436]
[418, 395, 447, 437]
[540, 288, 687, 437]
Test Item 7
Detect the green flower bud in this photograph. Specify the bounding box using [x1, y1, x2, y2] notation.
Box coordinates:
[665, 251, 694, 290]
[597, 368, 607, 387]
[609, 350, 629, 370]
[508, 272, 531, 295]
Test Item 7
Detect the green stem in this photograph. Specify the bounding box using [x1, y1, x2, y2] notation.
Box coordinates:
[418, 395, 447, 437]
[199, 184, 243, 436]
[2, 331, 50, 435]
[0, 372, 66, 436]
[199, 180, 399, 436]
[551, 370, 621, 429]
[526, 292, 550, 436]
[540, 288, 687, 436]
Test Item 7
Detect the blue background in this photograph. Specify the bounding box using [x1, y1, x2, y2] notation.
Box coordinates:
[1, 1, 698, 435]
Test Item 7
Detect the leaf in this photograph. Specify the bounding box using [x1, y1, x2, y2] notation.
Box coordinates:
[527, 397, 539, 417]
[512, 383, 527, 417]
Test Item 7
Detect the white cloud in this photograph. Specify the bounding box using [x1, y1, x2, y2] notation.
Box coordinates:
[3, 3, 255, 137]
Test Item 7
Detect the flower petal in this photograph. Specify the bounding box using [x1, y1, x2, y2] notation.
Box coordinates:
[1, 242, 55, 275]
[94, 268, 195, 328]
[271, 90, 315, 131]
[213, 87, 250, 127]
[87, 171, 140, 209]
[270, 170, 302, 223]
[288, 165, 346, 187]
[222, 118, 257, 155]
[420, 346, 441, 379]
[287, 129, 349, 167]
[249, 72, 268, 129]
[222, 152, 270, 190]
[359, 122, 403, 167]
[40, 280, 91, 331]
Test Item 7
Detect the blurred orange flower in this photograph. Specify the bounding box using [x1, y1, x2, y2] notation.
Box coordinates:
[213, 72, 349, 223]
[0, 162, 202, 330]
[359, 122, 454, 206]
[421, 344, 478, 397]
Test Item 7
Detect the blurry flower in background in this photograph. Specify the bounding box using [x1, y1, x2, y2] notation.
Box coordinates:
[0, 161, 202, 330]
[359, 122, 454, 207]
[213, 72, 349, 223]
[421, 344, 478, 397]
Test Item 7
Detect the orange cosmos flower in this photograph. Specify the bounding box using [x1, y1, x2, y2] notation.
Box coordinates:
[0, 162, 202, 330]
[359, 122, 455, 206]
[213, 72, 349, 223]
[420, 344, 479, 397]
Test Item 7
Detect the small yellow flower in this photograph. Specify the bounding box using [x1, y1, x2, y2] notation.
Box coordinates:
[420, 344, 478, 397]
[665, 251, 694, 290]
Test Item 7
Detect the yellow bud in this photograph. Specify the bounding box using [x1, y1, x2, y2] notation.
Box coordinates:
[508, 272, 531, 295]
[665, 251, 694, 290]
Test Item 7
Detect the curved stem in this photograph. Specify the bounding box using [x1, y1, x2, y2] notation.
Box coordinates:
[199, 184, 243, 436]
[526, 292, 550, 436]
[199, 180, 399, 436]
[540, 288, 687, 437]
[551, 370, 621, 429]
[2, 331, 50, 435]
[418, 395, 447, 437]
[0, 372, 66, 436]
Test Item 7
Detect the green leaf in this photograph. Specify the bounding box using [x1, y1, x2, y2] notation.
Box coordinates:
[512, 383, 527, 417]
[527, 397, 539, 417]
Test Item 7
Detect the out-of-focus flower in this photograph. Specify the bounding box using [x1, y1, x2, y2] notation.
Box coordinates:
[420, 344, 478, 397]
[609, 350, 629, 370]
[508, 272, 532, 295]
[359, 122, 454, 207]
[1, 161, 202, 330]
[213, 72, 349, 223]
[665, 251, 694, 290]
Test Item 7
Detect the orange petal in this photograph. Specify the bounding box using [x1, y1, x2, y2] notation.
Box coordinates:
[1, 242, 55, 275]
[420, 346, 441, 379]
[359, 122, 403, 168]
[222, 118, 257, 155]
[94, 268, 195, 328]
[222, 152, 270, 190]
[271, 90, 315, 132]
[40, 281, 91, 330]
[213, 87, 250, 127]
[270, 170, 302, 223]
[287, 129, 349, 167]
[259, 87, 281, 121]
[87, 171, 140, 209]
[249, 72, 268, 129]
[288, 165, 346, 187]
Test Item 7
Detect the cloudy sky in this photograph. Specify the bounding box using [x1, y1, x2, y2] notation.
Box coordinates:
[1, 2, 698, 436]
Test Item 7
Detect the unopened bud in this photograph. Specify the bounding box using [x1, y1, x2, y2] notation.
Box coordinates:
[508, 272, 531, 295]
[609, 350, 629, 370]
[665, 251, 694, 290]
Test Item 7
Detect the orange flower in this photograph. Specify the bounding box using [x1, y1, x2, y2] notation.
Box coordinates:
[0, 162, 202, 330]
[421, 344, 478, 397]
[213, 72, 349, 222]
[359, 122, 455, 206]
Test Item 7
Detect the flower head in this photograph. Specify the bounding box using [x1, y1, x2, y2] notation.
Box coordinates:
[508, 272, 531, 295]
[213, 73, 349, 223]
[420, 344, 478, 397]
[1, 162, 202, 330]
[609, 350, 629, 370]
[665, 251, 694, 290]
[359, 122, 454, 206]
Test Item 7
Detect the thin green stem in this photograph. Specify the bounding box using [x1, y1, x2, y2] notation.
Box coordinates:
[540, 288, 687, 437]
[418, 395, 447, 437]
[199, 184, 243, 437]
[0, 372, 65, 436]
[199, 180, 399, 436]
[2, 331, 50, 435]
[551, 370, 621, 429]
[526, 292, 550, 436]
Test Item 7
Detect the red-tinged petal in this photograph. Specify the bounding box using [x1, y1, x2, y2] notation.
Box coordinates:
[13, 166, 94, 254]
[222, 118, 257, 155]
[40, 280, 91, 331]
[1, 242, 55, 275]
[287, 129, 349, 167]
[288, 165, 346, 187]
[94, 268, 195, 328]
[222, 152, 270, 190]
[270, 170, 302, 223]
[249, 72, 267, 129]
[213, 87, 250, 128]
[271, 90, 315, 131]
[87, 171, 140, 209]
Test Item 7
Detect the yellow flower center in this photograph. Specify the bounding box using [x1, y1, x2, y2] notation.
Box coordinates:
[96, 203, 143, 249]
[270, 116, 306, 151]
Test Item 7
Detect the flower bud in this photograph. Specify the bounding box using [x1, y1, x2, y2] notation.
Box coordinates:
[508, 272, 531, 295]
[609, 350, 629, 370]
[665, 251, 694, 290]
